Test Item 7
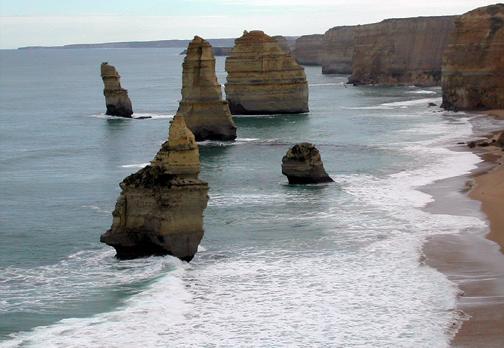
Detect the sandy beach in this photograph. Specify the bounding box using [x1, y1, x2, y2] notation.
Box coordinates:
[425, 115, 504, 347]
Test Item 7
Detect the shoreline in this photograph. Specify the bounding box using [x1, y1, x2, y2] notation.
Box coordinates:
[424, 113, 504, 347]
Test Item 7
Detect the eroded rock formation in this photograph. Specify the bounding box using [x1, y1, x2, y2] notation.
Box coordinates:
[100, 114, 209, 261]
[272, 35, 292, 53]
[442, 4, 504, 110]
[294, 34, 324, 66]
[225, 30, 309, 114]
[321, 26, 355, 74]
[349, 16, 456, 86]
[177, 36, 236, 141]
[100, 62, 133, 117]
[282, 143, 333, 184]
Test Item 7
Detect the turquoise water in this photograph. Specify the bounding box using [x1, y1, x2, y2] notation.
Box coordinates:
[0, 48, 488, 347]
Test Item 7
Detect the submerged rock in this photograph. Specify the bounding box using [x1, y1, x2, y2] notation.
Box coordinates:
[100, 62, 133, 117]
[225, 30, 309, 114]
[100, 115, 209, 261]
[349, 16, 456, 86]
[442, 4, 504, 110]
[282, 143, 333, 184]
[321, 26, 356, 74]
[177, 36, 237, 141]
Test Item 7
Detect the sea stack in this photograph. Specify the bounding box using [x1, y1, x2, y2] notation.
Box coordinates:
[321, 26, 356, 74]
[349, 16, 456, 86]
[294, 34, 324, 66]
[442, 4, 504, 110]
[177, 36, 237, 141]
[272, 35, 292, 53]
[282, 143, 333, 184]
[100, 114, 209, 261]
[225, 30, 309, 114]
[100, 62, 133, 117]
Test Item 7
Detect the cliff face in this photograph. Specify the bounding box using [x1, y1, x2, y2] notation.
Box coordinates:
[225, 30, 309, 114]
[100, 63, 133, 117]
[177, 36, 237, 141]
[349, 16, 456, 86]
[294, 34, 324, 66]
[100, 115, 209, 261]
[442, 4, 504, 110]
[272, 35, 292, 53]
[321, 26, 355, 74]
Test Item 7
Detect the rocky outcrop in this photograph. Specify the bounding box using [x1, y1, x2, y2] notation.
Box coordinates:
[282, 143, 333, 184]
[294, 34, 324, 66]
[272, 35, 292, 53]
[225, 30, 309, 114]
[349, 16, 456, 86]
[100, 62, 133, 117]
[442, 4, 504, 110]
[100, 115, 209, 261]
[177, 36, 237, 141]
[180, 47, 232, 56]
[321, 26, 356, 74]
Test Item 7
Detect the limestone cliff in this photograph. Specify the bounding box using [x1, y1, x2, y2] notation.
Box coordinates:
[294, 34, 324, 66]
[100, 62, 133, 117]
[282, 143, 333, 184]
[272, 35, 292, 53]
[349, 16, 456, 86]
[321, 26, 355, 74]
[100, 115, 209, 261]
[225, 30, 309, 114]
[177, 36, 237, 141]
[442, 4, 504, 110]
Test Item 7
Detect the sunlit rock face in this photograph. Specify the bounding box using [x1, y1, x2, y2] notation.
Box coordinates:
[100, 115, 209, 262]
[177, 36, 237, 141]
[442, 4, 504, 110]
[294, 34, 324, 66]
[225, 30, 309, 115]
[100, 62, 133, 117]
[321, 26, 356, 74]
[349, 16, 456, 86]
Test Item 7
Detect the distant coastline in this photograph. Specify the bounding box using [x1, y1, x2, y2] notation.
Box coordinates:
[17, 36, 298, 50]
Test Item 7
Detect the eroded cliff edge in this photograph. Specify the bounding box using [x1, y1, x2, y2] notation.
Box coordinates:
[442, 4, 504, 110]
[100, 115, 209, 261]
[177, 36, 237, 141]
[349, 16, 456, 86]
[321, 26, 355, 74]
[225, 30, 309, 114]
[294, 34, 324, 66]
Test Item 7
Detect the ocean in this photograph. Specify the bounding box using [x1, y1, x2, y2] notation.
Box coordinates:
[0, 48, 490, 347]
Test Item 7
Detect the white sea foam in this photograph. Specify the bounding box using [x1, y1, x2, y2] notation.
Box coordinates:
[120, 163, 149, 169]
[309, 82, 346, 87]
[380, 97, 441, 107]
[406, 90, 437, 95]
[88, 113, 173, 120]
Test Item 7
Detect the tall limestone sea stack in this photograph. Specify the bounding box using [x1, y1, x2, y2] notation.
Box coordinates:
[100, 62, 133, 117]
[100, 115, 209, 261]
[321, 26, 355, 74]
[294, 34, 324, 66]
[177, 36, 237, 141]
[349, 16, 456, 86]
[442, 4, 504, 110]
[225, 30, 309, 114]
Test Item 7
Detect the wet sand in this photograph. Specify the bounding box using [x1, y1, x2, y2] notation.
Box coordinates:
[424, 120, 504, 347]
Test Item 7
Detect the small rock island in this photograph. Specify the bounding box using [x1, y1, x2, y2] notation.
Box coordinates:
[442, 4, 504, 110]
[282, 143, 334, 184]
[100, 114, 209, 261]
[100, 62, 133, 117]
[177, 36, 237, 141]
[225, 30, 309, 114]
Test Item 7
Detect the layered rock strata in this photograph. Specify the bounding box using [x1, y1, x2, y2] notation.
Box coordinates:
[100, 115, 209, 261]
[321, 26, 356, 74]
[225, 30, 309, 114]
[349, 16, 456, 86]
[442, 4, 504, 110]
[282, 143, 333, 184]
[100, 62, 133, 117]
[294, 34, 324, 66]
[177, 36, 237, 141]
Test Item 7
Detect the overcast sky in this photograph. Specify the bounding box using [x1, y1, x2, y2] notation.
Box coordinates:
[0, 0, 497, 48]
